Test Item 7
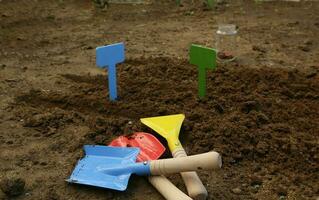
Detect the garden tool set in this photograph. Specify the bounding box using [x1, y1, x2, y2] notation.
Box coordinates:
[68, 114, 222, 200]
[109, 132, 192, 200]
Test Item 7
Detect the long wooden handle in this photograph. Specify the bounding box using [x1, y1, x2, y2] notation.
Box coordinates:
[148, 176, 192, 200]
[173, 148, 208, 200]
[150, 151, 221, 175]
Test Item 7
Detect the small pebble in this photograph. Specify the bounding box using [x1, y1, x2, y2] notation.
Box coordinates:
[242, 183, 248, 187]
[279, 195, 286, 200]
[232, 187, 242, 194]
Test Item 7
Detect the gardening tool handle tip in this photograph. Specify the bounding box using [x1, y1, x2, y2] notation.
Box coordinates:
[173, 148, 210, 200]
[150, 151, 221, 199]
[148, 176, 192, 200]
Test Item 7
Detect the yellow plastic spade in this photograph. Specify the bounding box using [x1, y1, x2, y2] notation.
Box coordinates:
[141, 114, 184, 152]
[141, 114, 209, 200]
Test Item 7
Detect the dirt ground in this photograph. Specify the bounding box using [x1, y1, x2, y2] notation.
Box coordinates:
[0, 0, 318, 199]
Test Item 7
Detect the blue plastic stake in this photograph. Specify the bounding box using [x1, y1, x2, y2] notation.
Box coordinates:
[96, 43, 125, 101]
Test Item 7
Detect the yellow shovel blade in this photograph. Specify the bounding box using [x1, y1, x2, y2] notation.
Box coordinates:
[140, 114, 185, 152]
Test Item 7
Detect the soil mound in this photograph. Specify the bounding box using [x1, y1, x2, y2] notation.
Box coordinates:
[11, 57, 319, 199]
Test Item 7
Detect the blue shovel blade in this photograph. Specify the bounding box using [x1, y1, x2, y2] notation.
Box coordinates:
[67, 145, 140, 191]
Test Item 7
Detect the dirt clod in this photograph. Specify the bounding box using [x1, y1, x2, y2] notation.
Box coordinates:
[252, 45, 267, 53]
[214, 103, 225, 114]
[241, 101, 260, 114]
[256, 112, 269, 125]
[0, 177, 25, 197]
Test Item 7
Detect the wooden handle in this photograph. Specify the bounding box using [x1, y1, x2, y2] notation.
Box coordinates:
[148, 176, 192, 200]
[173, 148, 208, 200]
[150, 151, 222, 175]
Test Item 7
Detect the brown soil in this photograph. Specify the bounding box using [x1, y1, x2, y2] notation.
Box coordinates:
[0, 0, 318, 200]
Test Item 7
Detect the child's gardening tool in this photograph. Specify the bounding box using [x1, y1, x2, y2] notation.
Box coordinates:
[96, 42, 125, 101]
[109, 132, 165, 162]
[190, 44, 217, 99]
[110, 132, 192, 200]
[68, 145, 221, 191]
[176, 0, 214, 7]
[141, 114, 214, 200]
[206, 0, 215, 9]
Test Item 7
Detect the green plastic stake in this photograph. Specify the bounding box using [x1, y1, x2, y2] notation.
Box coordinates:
[189, 44, 216, 99]
[206, 0, 215, 9]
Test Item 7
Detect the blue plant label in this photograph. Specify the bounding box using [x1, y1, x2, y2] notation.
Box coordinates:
[96, 43, 125, 68]
[96, 43, 125, 101]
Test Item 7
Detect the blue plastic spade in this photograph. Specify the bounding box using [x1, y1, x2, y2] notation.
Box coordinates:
[96, 43, 125, 101]
[67, 145, 222, 191]
[67, 145, 148, 191]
